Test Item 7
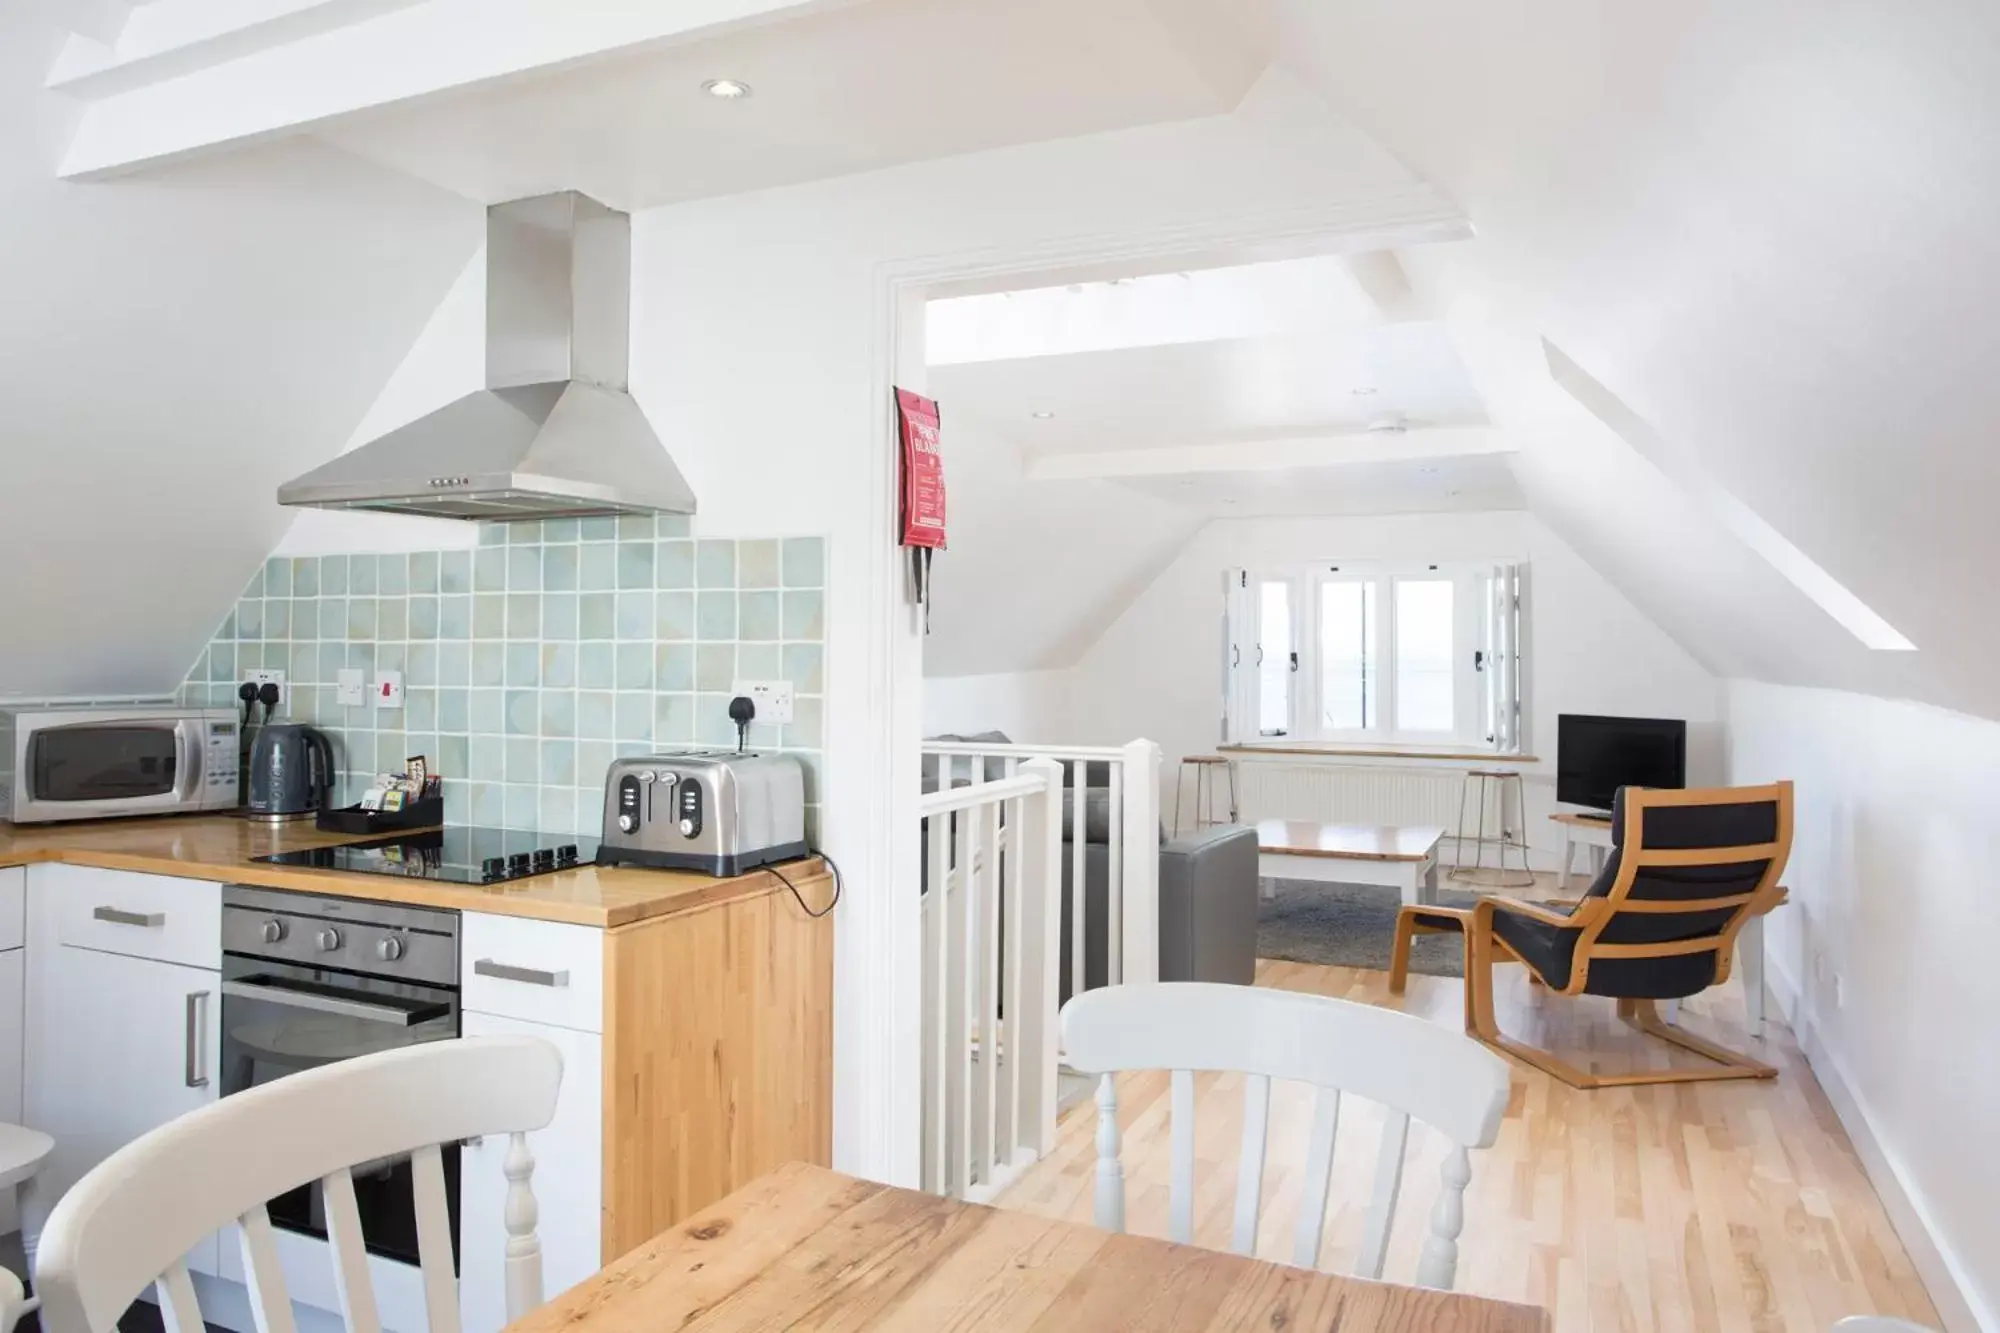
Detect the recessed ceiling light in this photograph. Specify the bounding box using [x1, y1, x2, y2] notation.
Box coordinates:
[1030, 410, 1055, 420]
[1418, 466, 1439, 475]
[1351, 387, 1378, 396]
[701, 78, 753, 99]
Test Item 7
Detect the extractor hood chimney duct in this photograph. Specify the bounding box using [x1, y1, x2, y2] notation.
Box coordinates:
[278, 191, 695, 521]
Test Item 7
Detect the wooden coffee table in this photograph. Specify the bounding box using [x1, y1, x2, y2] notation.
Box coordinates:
[1256, 820, 1446, 906]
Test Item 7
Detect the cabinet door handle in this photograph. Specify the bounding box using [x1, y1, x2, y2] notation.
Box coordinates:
[94, 906, 165, 928]
[184, 990, 210, 1089]
[473, 960, 569, 988]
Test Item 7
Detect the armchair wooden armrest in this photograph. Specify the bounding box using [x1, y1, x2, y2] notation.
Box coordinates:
[1478, 894, 1579, 928]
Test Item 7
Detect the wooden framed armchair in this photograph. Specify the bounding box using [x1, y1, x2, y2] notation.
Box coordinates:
[1390, 781, 1793, 1089]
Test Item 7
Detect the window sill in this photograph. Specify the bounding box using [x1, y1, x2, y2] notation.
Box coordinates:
[1220, 741, 1540, 764]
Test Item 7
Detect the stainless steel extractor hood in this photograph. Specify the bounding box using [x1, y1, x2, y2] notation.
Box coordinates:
[279, 192, 695, 522]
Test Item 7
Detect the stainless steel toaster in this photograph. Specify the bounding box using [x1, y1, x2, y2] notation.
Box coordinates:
[596, 750, 808, 875]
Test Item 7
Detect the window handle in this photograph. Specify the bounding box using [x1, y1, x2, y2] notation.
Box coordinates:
[1473, 649, 1487, 672]
[1289, 652, 1299, 673]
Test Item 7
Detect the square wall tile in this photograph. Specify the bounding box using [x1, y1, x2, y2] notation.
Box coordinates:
[697, 540, 736, 589]
[617, 541, 654, 589]
[739, 540, 781, 589]
[782, 537, 825, 588]
[579, 642, 615, 690]
[739, 591, 780, 641]
[440, 550, 472, 595]
[656, 643, 695, 692]
[410, 550, 439, 595]
[657, 540, 695, 589]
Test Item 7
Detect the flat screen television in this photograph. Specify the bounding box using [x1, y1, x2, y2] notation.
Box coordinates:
[1556, 713, 1686, 813]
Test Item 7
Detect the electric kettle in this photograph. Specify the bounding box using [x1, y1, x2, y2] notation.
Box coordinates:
[245, 724, 335, 822]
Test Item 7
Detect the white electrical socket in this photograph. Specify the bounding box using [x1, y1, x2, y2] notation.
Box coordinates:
[731, 679, 795, 724]
[335, 668, 366, 708]
[373, 671, 404, 710]
[241, 669, 286, 712]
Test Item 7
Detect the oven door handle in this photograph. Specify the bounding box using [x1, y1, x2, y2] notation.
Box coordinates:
[220, 978, 440, 1027]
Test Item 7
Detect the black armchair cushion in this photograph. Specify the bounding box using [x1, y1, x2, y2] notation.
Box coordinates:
[1492, 787, 1778, 999]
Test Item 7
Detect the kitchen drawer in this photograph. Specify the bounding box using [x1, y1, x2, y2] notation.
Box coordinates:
[0, 866, 21, 951]
[462, 914, 603, 1033]
[47, 865, 220, 969]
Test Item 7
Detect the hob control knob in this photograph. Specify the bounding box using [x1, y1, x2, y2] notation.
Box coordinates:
[260, 919, 286, 944]
[376, 937, 404, 963]
[316, 927, 342, 952]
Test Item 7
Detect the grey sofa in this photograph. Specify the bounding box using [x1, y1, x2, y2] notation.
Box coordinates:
[922, 734, 1260, 998]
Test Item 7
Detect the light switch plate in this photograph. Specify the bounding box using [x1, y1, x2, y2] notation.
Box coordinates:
[373, 671, 404, 709]
[241, 669, 286, 712]
[335, 669, 366, 708]
[731, 679, 795, 725]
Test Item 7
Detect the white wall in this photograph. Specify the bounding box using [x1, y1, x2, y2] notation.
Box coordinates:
[1727, 681, 1997, 1333]
[1064, 509, 1723, 861]
[0, 6, 478, 699]
[624, 65, 1449, 1184]
[921, 669, 1073, 742]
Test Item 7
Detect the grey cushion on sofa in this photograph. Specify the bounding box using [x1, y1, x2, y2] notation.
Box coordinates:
[1059, 818, 1260, 1002]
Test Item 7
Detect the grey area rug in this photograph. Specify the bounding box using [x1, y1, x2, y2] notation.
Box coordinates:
[1257, 879, 1482, 978]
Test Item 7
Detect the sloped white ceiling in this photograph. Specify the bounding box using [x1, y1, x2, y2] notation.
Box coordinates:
[1273, 0, 2000, 720]
[0, 9, 479, 698]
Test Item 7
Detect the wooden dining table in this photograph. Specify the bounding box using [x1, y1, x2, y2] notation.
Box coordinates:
[509, 1162, 1548, 1332]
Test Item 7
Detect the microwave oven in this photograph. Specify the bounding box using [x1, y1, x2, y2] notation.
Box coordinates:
[0, 705, 241, 824]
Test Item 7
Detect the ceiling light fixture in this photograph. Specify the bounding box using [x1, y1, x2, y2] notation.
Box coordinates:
[1351, 387, 1378, 396]
[1030, 410, 1056, 420]
[701, 78, 753, 99]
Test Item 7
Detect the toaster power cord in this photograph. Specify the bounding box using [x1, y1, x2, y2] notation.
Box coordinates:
[767, 850, 842, 919]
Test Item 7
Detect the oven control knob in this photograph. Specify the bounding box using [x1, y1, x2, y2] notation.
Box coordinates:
[618, 812, 637, 833]
[316, 927, 342, 952]
[260, 919, 286, 944]
[376, 937, 405, 963]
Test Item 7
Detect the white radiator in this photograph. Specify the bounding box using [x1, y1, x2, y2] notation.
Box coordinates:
[1234, 762, 1506, 839]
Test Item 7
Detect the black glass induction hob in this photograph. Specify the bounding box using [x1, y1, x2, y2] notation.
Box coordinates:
[254, 827, 600, 885]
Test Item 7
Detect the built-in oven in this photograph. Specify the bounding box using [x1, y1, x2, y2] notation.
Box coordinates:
[0, 705, 240, 823]
[220, 885, 461, 1266]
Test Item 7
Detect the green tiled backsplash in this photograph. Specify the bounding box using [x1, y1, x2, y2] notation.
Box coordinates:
[178, 516, 826, 839]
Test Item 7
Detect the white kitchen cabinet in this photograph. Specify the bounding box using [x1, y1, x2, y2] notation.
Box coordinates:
[0, 865, 24, 951]
[458, 1011, 603, 1333]
[26, 937, 222, 1275]
[462, 913, 604, 1034]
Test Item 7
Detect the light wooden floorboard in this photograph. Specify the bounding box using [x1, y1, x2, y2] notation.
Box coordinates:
[995, 957, 1941, 1333]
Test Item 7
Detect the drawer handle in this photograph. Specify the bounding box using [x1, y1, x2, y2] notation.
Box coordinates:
[94, 906, 165, 928]
[473, 960, 569, 988]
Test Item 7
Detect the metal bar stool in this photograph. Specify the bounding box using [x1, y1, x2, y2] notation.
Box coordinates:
[1447, 768, 1536, 889]
[1173, 755, 1238, 836]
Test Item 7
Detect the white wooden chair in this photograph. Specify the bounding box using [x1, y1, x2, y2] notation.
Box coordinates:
[1060, 982, 1511, 1290]
[0, 1121, 55, 1333]
[33, 1036, 563, 1333]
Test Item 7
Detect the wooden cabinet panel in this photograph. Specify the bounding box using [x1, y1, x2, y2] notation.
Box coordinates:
[599, 873, 833, 1260]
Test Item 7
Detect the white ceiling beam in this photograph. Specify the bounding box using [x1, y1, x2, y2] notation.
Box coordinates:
[1544, 339, 1915, 652]
[46, 0, 423, 99]
[55, 0, 848, 179]
[1025, 427, 1515, 480]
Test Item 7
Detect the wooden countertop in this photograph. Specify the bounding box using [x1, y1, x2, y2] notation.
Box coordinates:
[0, 815, 825, 929]
[1256, 819, 1445, 862]
[509, 1161, 1547, 1333]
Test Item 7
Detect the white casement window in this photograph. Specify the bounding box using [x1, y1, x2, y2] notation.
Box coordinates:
[1224, 562, 1526, 749]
